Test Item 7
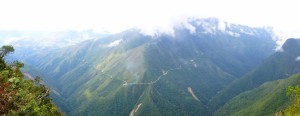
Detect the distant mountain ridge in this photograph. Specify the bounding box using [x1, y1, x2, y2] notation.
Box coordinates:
[211, 38, 300, 115]
[0, 30, 110, 61]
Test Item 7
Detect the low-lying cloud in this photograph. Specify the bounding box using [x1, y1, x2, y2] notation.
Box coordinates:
[296, 56, 300, 61]
[107, 39, 123, 47]
[0, 30, 99, 48]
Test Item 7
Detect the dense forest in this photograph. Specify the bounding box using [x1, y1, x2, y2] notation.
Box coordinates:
[0, 45, 62, 115]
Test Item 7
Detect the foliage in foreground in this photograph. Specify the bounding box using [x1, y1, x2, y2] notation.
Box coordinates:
[0, 45, 63, 115]
[276, 85, 300, 116]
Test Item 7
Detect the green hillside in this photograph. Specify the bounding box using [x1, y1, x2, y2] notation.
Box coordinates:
[214, 73, 300, 116]
[210, 38, 300, 112]
[22, 18, 277, 115]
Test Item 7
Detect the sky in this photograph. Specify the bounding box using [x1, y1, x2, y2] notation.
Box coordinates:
[0, 0, 299, 39]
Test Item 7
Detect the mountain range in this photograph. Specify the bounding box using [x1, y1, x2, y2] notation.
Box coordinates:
[0, 30, 109, 61]
[3, 18, 300, 115]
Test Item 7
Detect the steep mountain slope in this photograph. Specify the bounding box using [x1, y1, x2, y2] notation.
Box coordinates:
[23, 18, 277, 115]
[215, 73, 300, 116]
[211, 38, 300, 113]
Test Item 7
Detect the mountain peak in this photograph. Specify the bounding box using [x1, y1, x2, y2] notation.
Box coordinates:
[282, 38, 300, 53]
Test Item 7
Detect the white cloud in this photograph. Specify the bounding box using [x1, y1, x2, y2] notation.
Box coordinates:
[218, 21, 226, 32]
[240, 29, 254, 35]
[269, 28, 287, 51]
[296, 56, 300, 61]
[107, 39, 123, 47]
[0, 0, 299, 44]
[227, 31, 240, 37]
[1, 37, 24, 45]
[0, 31, 98, 48]
[200, 21, 217, 34]
[182, 21, 196, 34]
[276, 48, 284, 52]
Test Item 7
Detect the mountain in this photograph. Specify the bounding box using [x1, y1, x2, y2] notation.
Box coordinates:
[0, 30, 109, 61]
[21, 18, 277, 115]
[0, 30, 108, 48]
[210, 38, 300, 114]
[215, 73, 300, 116]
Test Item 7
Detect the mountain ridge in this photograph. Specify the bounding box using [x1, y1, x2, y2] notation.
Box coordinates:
[210, 38, 300, 114]
[18, 18, 278, 115]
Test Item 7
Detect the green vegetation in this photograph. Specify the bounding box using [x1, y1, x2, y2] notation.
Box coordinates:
[214, 73, 300, 116]
[0, 45, 63, 115]
[2, 19, 300, 116]
[22, 25, 276, 115]
[211, 38, 300, 113]
[276, 85, 300, 116]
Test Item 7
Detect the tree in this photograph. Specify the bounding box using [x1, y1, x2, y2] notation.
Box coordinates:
[0, 45, 14, 59]
[276, 85, 300, 116]
[0, 45, 63, 115]
[0, 45, 14, 70]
